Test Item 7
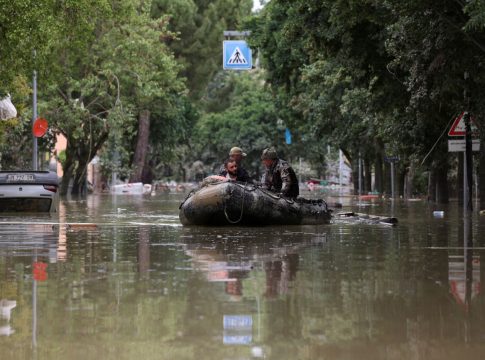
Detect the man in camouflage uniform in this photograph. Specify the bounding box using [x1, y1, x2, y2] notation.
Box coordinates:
[219, 147, 252, 183]
[260, 147, 299, 199]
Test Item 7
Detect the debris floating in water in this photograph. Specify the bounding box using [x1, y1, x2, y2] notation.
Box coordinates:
[433, 211, 444, 218]
[334, 212, 398, 226]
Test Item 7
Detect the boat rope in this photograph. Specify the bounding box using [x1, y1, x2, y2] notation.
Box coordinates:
[255, 186, 295, 204]
[223, 185, 246, 224]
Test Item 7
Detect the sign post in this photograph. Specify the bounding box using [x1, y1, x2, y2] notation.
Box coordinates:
[448, 111, 478, 212]
[32, 68, 38, 170]
[358, 153, 362, 198]
[385, 156, 399, 199]
[464, 113, 473, 212]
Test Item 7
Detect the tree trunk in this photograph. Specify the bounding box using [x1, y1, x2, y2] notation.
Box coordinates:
[435, 159, 449, 204]
[374, 155, 383, 194]
[383, 162, 391, 197]
[93, 163, 102, 194]
[60, 144, 75, 196]
[428, 170, 436, 202]
[352, 159, 359, 195]
[71, 176, 83, 195]
[60, 160, 74, 196]
[374, 140, 384, 193]
[404, 163, 415, 199]
[364, 159, 372, 193]
[71, 160, 88, 195]
[130, 110, 151, 183]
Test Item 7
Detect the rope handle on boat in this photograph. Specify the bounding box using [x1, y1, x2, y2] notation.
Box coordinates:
[223, 185, 246, 224]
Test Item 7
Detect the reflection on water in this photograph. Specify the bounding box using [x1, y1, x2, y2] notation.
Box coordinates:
[0, 195, 485, 359]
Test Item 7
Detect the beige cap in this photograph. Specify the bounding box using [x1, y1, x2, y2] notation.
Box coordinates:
[261, 147, 278, 160]
[229, 147, 247, 157]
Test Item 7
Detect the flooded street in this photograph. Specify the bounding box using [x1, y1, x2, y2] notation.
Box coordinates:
[1, 193, 485, 359]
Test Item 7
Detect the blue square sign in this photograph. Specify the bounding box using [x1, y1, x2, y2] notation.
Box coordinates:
[223, 40, 252, 70]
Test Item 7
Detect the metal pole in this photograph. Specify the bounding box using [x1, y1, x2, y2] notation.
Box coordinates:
[358, 153, 362, 197]
[464, 112, 473, 212]
[474, 166, 478, 208]
[339, 150, 343, 188]
[32, 70, 38, 170]
[464, 151, 468, 216]
[463, 71, 473, 212]
[391, 161, 395, 199]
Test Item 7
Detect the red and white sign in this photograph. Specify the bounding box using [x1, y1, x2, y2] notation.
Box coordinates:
[448, 112, 479, 137]
[32, 117, 48, 138]
[33, 262, 48, 281]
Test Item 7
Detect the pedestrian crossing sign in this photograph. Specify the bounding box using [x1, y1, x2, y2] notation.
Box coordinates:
[223, 40, 252, 70]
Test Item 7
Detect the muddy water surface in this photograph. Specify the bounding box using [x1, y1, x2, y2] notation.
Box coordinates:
[1, 193, 485, 359]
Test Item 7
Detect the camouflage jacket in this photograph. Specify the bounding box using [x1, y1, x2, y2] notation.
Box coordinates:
[261, 159, 299, 198]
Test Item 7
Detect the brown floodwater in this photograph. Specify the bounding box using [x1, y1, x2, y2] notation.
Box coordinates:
[1, 192, 485, 359]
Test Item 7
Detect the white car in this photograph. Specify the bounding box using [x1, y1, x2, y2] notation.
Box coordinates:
[0, 171, 59, 212]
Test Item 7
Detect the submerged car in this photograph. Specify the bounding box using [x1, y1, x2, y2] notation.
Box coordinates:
[0, 171, 59, 212]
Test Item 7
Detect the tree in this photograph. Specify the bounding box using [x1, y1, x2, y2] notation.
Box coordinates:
[0, 0, 58, 95]
[192, 71, 280, 178]
[249, 0, 485, 202]
[248, 0, 404, 194]
[42, 1, 187, 193]
[1, 0, 113, 174]
[151, 0, 253, 99]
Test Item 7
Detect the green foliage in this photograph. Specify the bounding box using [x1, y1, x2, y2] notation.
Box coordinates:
[0, 0, 55, 95]
[93, 8, 191, 181]
[32, 0, 190, 192]
[151, 0, 253, 99]
[463, 0, 485, 31]
[247, 0, 398, 170]
[193, 71, 279, 175]
[248, 0, 485, 192]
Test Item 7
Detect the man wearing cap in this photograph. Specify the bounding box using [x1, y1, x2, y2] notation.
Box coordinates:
[218, 147, 252, 183]
[261, 147, 299, 199]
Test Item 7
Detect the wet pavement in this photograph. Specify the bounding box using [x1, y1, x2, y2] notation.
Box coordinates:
[1, 193, 485, 359]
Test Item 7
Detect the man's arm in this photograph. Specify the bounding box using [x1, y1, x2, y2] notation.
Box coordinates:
[260, 171, 270, 189]
[279, 165, 295, 195]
